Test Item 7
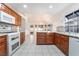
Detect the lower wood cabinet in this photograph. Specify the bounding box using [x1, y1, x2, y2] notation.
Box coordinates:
[20, 32, 25, 45]
[54, 33, 60, 48]
[54, 33, 69, 56]
[37, 32, 46, 45]
[37, 32, 54, 45]
[0, 35, 7, 56]
[46, 33, 54, 44]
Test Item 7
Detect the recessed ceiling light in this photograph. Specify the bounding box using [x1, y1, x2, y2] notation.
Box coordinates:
[23, 4, 27, 8]
[49, 5, 53, 8]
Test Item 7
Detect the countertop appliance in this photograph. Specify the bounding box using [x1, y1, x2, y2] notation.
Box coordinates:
[0, 23, 18, 33]
[7, 32, 20, 56]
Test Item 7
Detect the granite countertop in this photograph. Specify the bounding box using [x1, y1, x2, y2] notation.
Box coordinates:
[54, 32, 79, 38]
[37, 31, 53, 32]
[37, 31, 79, 38]
[0, 31, 23, 36]
[0, 33, 8, 36]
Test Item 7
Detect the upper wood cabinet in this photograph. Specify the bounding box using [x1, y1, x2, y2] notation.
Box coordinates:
[0, 4, 10, 14]
[15, 14, 21, 26]
[11, 11, 21, 26]
[0, 3, 21, 26]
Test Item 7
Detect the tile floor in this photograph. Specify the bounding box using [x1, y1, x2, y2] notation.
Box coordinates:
[12, 35, 65, 56]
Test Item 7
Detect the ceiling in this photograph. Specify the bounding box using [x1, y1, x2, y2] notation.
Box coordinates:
[6, 3, 72, 16]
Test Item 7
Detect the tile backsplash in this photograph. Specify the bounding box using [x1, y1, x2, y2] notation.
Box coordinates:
[56, 26, 65, 32]
[0, 23, 17, 33]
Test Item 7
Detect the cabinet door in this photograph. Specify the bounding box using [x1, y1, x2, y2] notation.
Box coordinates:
[37, 32, 46, 45]
[54, 33, 69, 56]
[0, 43, 7, 56]
[46, 33, 54, 44]
[55, 33, 61, 48]
[60, 35, 69, 56]
[0, 4, 10, 15]
[54, 33, 58, 46]
[15, 15, 21, 26]
[20, 32, 25, 45]
[37, 38, 46, 45]
[0, 35, 7, 56]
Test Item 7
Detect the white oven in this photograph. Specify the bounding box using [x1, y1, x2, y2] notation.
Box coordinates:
[7, 32, 20, 56]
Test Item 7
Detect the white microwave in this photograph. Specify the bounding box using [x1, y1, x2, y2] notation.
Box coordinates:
[0, 11, 15, 24]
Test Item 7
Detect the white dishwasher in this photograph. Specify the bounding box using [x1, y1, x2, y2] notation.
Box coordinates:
[69, 37, 79, 56]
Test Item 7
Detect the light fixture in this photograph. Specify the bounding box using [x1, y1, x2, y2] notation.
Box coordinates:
[23, 4, 27, 8]
[49, 5, 53, 8]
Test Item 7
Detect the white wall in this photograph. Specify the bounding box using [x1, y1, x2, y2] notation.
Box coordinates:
[20, 18, 25, 32]
[28, 7, 53, 25]
[20, 14, 30, 40]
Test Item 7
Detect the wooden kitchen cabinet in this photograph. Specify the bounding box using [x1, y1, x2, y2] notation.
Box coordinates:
[60, 35, 69, 56]
[46, 33, 54, 44]
[54, 33, 69, 56]
[37, 32, 46, 45]
[0, 35, 7, 56]
[37, 32, 69, 55]
[0, 4, 10, 15]
[54, 33, 61, 48]
[15, 14, 21, 26]
[37, 32, 54, 45]
[11, 11, 21, 26]
[20, 32, 25, 45]
[0, 3, 21, 26]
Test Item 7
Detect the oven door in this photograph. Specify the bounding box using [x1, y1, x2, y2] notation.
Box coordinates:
[7, 33, 20, 55]
[8, 42, 20, 55]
